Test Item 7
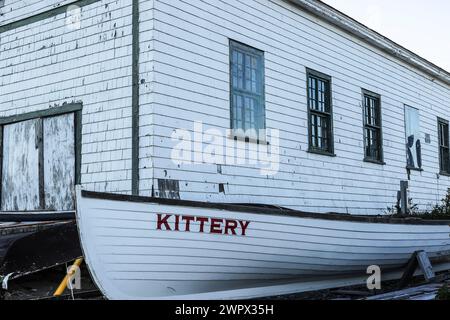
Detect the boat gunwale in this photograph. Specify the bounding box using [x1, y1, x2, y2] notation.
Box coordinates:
[81, 190, 450, 226]
[0, 212, 76, 223]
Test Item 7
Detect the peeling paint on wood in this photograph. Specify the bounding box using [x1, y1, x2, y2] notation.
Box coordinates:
[1, 120, 40, 211]
[43, 113, 76, 211]
[158, 179, 180, 200]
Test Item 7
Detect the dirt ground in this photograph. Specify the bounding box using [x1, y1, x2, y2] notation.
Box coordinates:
[1, 264, 102, 300]
[1, 265, 449, 300]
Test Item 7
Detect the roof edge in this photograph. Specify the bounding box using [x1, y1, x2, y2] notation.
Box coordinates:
[285, 0, 450, 86]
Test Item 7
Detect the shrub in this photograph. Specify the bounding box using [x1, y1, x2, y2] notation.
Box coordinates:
[386, 190, 450, 220]
[436, 284, 450, 300]
[430, 191, 450, 217]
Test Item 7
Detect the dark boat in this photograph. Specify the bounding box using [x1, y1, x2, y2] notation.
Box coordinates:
[0, 212, 82, 284]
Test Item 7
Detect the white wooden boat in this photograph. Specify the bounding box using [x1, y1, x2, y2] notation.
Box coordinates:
[75, 188, 450, 300]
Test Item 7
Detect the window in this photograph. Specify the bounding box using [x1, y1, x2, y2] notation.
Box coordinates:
[362, 90, 383, 163]
[404, 105, 422, 170]
[307, 69, 333, 155]
[230, 40, 265, 135]
[0, 105, 81, 211]
[438, 118, 450, 174]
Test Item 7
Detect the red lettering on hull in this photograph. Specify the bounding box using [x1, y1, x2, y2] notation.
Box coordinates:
[157, 214, 172, 231]
[156, 214, 250, 236]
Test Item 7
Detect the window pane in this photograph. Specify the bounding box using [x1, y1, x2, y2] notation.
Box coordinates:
[309, 77, 316, 110]
[311, 113, 329, 150]
[439, 122, 449, 147]
[235, 51, 244, 90]
[365, 128, 381, 160]
[363, 93, 382, 161]
[318, 79, 326, 112]
[440, 147, 450, 173]
[364, 97, 370, 124]
[251, 56, 258, 93]
[1, 119, 40, 211]
[405, 106, 421, 169]
[43, 113, 76, 211]
[309, 76, 330, 113]
[438, 121, 450, 173]
[364, 95, 379, 127]
[241, 96, 263, 132]
[244, 97, 253, 131]
[370, 99, 376, 125]
[232, 94, 244, 130]
[308, 72, 332, 153]
[230, 41, 264, 131]
[232, 51, 238, 89]
[311, 114, 317, 148]
[245, 55, 252, 92]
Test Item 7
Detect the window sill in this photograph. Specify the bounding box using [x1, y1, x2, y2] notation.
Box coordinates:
[228, 133, 269, 145]
[439, 171, 450, 177]
[307, 149, 336, 157]
[364, 158, 386, 165]
[406, 167, 424, 172]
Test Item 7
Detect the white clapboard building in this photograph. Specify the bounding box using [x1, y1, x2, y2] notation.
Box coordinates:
[0, 0, 449, 215]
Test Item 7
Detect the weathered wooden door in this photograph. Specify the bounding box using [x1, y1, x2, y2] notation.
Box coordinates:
[1, 119, 40, 211]
[43, 113, 76, 211]
[1, 113, 76, 211]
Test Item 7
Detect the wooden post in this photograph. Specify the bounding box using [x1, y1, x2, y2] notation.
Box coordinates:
[399, 251, 418, 289]
[416, 251, 435, 282]
[399, 251, 435, 289]
[400, 181, 409, 215]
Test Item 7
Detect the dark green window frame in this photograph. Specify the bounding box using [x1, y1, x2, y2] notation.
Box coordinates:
[229, 40, 266, 135]
[362, 89, 384, 164]
[438, 118, 450, 175]
[306, 68, 334, 156]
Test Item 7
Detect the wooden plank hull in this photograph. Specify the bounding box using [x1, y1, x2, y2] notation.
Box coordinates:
[76, 189, 450, 300]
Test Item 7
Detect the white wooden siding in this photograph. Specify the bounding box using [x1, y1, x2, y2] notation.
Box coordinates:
[0, 0, 81, 25]
[0, 0, 135, 195]
[142, 0, 450, 214]
[1, 0, 449, 215]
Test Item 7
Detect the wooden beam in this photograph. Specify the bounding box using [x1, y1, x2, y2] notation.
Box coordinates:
[74, 110, 83, 185]
[399, 251, 419, 289]
[416, 251, 436, 282]
[0, 103, 82, 126]
[399, 250, 436, 289]
[0, 126, 3, 210]
[37, 119, 45, 209]
[131, 0, 140, 196]
[0, 0, 101, 34]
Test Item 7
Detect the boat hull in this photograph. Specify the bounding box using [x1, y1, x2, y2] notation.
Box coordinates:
[0, 221, 82, 279]
[76, 189, 450, 300]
